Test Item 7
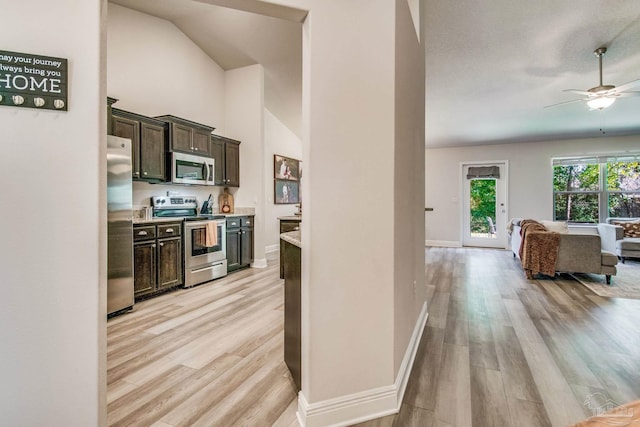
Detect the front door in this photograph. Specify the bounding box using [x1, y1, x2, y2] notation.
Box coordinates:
[462, 162, 507, 248]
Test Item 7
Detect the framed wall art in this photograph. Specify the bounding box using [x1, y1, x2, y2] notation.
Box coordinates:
[274, 154, 300, 181]
[274, 179, 299, 204]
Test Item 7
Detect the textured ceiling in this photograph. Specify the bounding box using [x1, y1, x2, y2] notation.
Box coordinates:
[109, 0, 640, 147]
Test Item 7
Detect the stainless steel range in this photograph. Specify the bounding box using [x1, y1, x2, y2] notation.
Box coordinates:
[152, 196, 227, 287]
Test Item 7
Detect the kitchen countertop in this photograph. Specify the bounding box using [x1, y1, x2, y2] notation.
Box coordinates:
[133, 217, 183, 224]
[134, 207, 256, 225]
[280, 230, 301, 248]
[278, 215, 302, 221]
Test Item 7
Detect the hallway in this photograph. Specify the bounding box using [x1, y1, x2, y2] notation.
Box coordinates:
[356, 247, 640, 426]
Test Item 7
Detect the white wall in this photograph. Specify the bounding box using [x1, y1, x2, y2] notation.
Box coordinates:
[274, 1, 427, 425]
[393, 0, 426, 375]
[264, 108, 303, 250]
[426, 135, 640, 245]
[0, 1, 104, 425]
[107, 3, 226, 129]
[225, 65, 267, 265]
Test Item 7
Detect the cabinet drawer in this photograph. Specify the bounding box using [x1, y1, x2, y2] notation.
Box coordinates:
[134, 225, 156, 241]
[227, 218, 241, 229]
[241, 216, 254, 227]
[157, 223, 181, 238]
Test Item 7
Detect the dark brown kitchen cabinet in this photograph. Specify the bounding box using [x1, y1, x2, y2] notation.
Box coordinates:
[112, 108, 167, 182]
[133, 222, 182, 298]
[133, 241, 155, 296]
[157, 237, 182, 288]
[211, 135, 241, 187]
[226, 216, 254, 272]
[155, 115, 215, 157]
[282, 238, 301, 390]
[279, 218, 301, 278]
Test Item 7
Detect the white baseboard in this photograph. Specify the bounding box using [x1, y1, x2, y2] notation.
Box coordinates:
[296, 302, 429, 427]
[265, 244, 280, 254]
[250, 258, 267, 268]
[425, 240, 462, 248]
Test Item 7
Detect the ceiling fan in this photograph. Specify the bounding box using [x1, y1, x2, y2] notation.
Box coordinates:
[546, 47, 640, 110]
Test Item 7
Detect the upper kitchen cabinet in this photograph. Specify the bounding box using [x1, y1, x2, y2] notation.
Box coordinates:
[156, 115, 215, 158]
[211, 134, 241, 187]
[112, 108, 167, 182]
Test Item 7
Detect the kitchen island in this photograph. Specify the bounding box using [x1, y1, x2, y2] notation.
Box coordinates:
[279, 216, 301, 278]
[280, 230, 301, 390]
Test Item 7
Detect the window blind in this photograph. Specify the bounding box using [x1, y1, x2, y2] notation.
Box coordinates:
[553, 153, 640, 166]
[466, 166, 500, 179]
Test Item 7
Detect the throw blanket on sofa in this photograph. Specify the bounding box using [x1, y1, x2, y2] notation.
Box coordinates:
[519, 219, 560, 279]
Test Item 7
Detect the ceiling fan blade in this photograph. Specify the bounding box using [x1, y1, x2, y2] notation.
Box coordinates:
[614, 91, 640, 98]
[564, 89, 592, 96]
[544, 98, 586, 108]
[613, 79, 640, 93]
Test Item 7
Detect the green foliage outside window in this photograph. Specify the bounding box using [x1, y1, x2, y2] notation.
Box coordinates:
[553, 160, 640, 222]
[553, 164, 599, 222]
[608, 161, 640, 217]
[470, 179, 496, 233]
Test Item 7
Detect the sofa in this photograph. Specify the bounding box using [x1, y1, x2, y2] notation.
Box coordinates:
[509, 219, 618, 284]
[601, 217, 640, 263]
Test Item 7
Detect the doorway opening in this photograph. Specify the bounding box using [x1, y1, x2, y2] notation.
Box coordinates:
[462, 162, 508, 248]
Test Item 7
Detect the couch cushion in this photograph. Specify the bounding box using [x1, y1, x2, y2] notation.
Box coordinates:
[541, 220, 569, 233]
[612, 220, 640, 238]
[617, 237, 640, 251]
[601, 251, 618, 267]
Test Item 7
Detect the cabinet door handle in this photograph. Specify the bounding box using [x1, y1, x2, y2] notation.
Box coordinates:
[143, 171, 148, 176]
[134, 171, 140, 176]
[138, 231, 148, 236]
[194, 147, 199, 151]
[152, 244, 156, 248]
[159, 242, 164, 247]
[165, 228, 174, 233]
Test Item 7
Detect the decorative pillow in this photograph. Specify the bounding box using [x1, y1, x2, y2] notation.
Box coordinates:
[541, 220, 569, 233]
[613, 221, 640, 238]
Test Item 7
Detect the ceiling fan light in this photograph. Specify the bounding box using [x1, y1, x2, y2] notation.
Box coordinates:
[587, 96, 616, 110]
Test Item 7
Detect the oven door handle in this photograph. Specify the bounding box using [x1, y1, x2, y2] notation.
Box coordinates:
[192, 262, 225, 274]
[186, 220, 223, 228]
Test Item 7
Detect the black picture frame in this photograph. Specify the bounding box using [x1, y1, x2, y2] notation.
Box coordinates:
[274, 179, 299, 204]
[274, 154, 300, 181]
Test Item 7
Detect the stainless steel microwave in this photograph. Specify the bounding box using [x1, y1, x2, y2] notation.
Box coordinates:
[171, 152, 215, 186]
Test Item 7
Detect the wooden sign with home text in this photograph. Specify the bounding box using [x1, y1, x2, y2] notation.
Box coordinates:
[0, 50, 68, 111]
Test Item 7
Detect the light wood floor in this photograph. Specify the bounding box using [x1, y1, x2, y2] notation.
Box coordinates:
[355, 248, 640, 427]
[108, 248, 640, 427]
[107, 252, 297, 427]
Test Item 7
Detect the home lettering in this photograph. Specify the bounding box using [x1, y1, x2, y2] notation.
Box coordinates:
[0, 74, 62, 93]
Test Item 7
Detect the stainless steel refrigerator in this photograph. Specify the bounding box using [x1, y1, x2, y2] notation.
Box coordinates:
[107, 135, 134, 316]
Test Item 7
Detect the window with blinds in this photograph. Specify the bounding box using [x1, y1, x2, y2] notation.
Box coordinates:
[552, 154, 640, 223]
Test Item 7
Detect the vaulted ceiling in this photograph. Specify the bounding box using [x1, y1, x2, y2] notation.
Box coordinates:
[110, 0, 640, 148]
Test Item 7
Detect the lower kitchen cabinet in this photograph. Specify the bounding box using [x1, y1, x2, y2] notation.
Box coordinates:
[279, 217, 301, 279]
[133, 222, 182, 298]
[226, 216, 254, 272]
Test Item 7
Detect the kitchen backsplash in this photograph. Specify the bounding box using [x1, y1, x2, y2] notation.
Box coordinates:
[133, 181, 222, 211]
[132, 181, 252, 216]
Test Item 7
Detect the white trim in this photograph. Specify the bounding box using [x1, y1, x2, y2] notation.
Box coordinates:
[459, 160, 509, 249]
[296, 303, 429, 427]
[393, 302, 429, 410]
[265, 244, 280, 253]
[426, 240, 462, 247]
[250, 258, 268, 268]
